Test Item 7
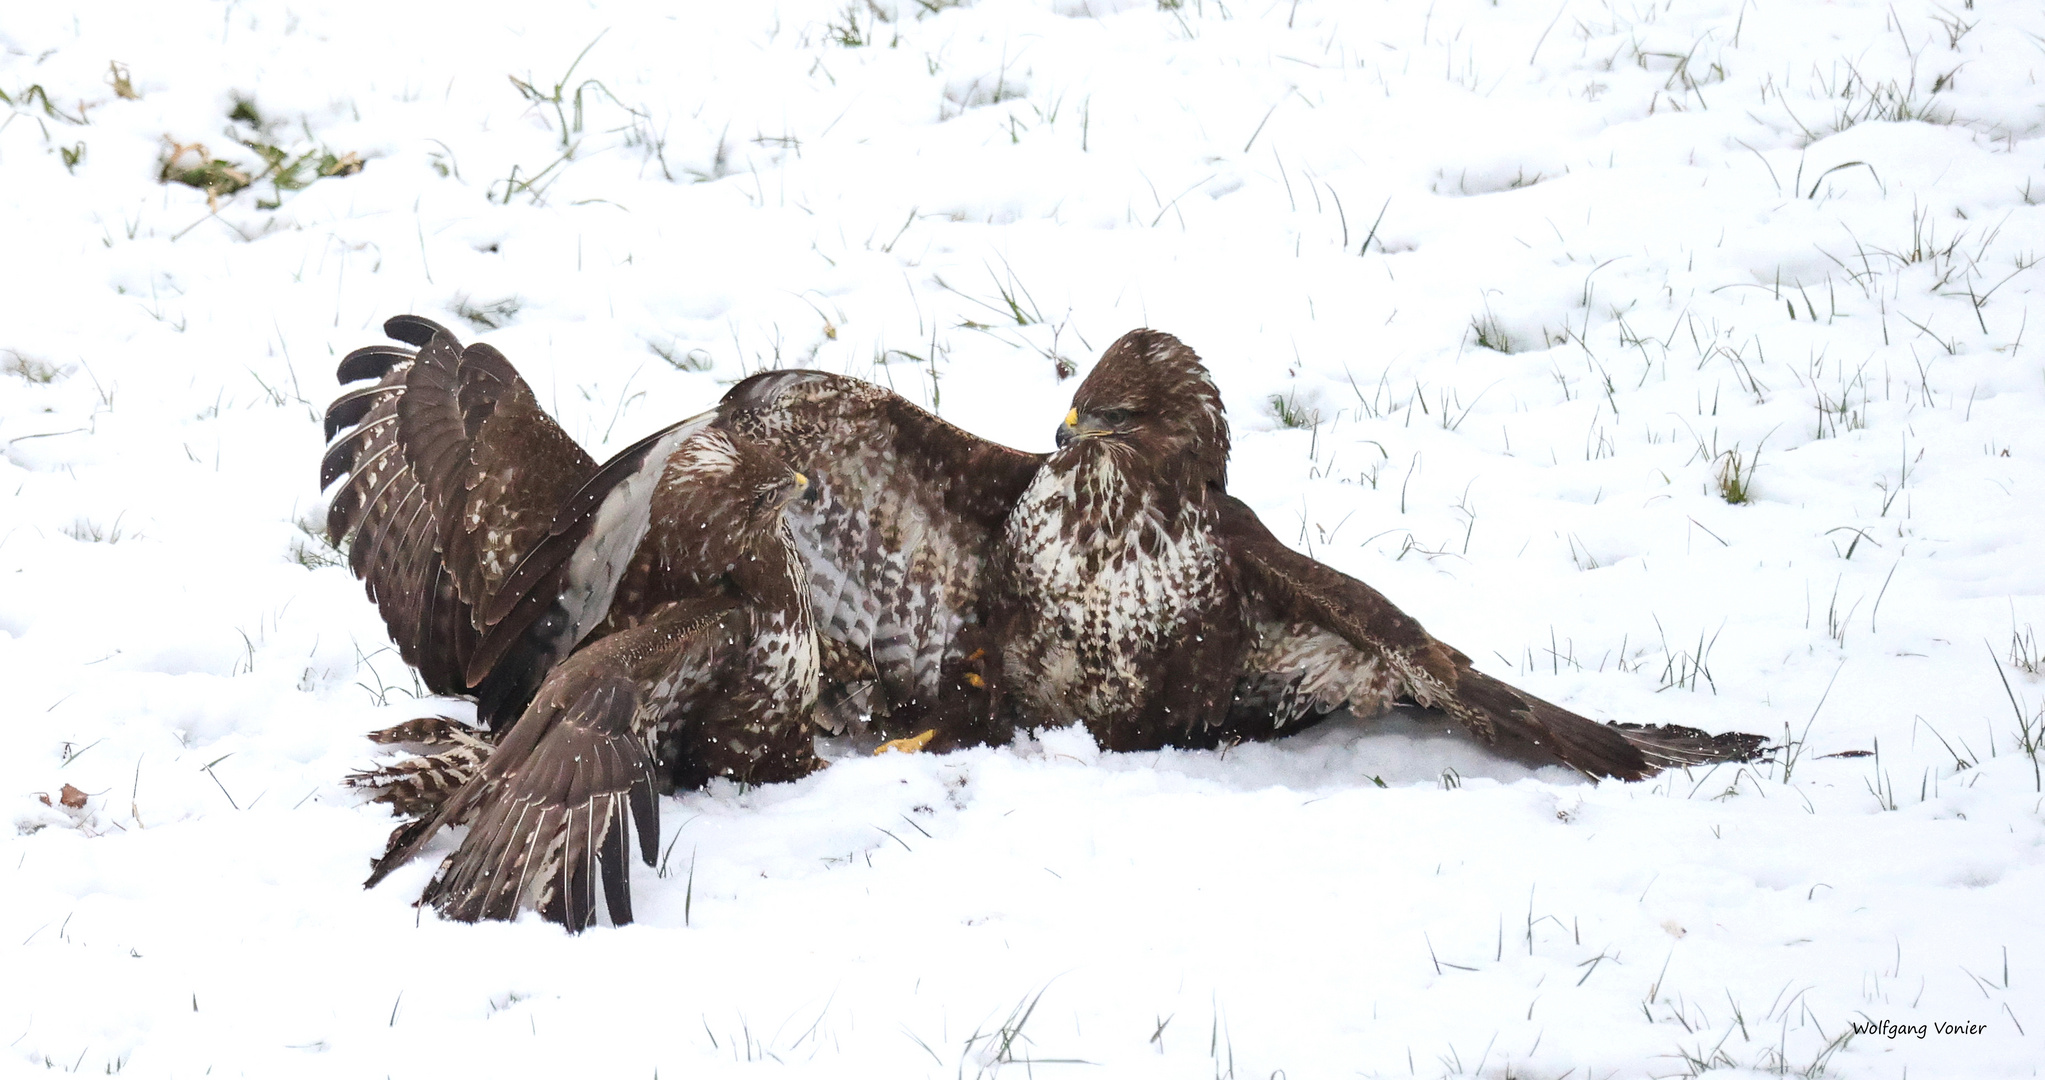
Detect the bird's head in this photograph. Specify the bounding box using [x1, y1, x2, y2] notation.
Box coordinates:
[673, 429, 814, 542]
[1056, 329, 1228, 487]
[734, 442, 814, 535]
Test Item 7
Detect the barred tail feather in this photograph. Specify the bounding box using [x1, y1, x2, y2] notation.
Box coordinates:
[346, 716, 494, 818]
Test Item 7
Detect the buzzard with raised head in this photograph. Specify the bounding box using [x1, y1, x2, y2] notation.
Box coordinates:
[985, 329, 1762, 774]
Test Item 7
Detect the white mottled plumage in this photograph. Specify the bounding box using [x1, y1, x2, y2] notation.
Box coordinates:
[1240, 621, 1396, 728]
[751, 523, 823, 719]
[1002, 441, 1229, 725]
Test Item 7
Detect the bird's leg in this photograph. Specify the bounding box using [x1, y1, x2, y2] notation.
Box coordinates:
[874, 729, 936, 755]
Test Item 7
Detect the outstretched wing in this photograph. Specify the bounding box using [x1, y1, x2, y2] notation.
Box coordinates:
[323, 316, 601, 722]
[713, 372, 1044, 722]
[1216, 495, 1763, 780]
[370, 602, 739, 931]
[322, 316, 474, 694]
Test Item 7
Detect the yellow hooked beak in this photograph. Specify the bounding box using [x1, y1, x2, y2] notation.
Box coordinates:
[1056, 407, 1113, 449]
[788, 471, 818, 506]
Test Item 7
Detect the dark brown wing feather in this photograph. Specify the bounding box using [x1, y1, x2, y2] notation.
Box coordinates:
[322, 317, 598, 721]
[1216, 494, 1761, 779]
[458, 346, 595, 601]
[371, 603, 736, 931]
[1607, 721, 1768, 770]
[713, 371, 1043, 721]
[323, 338, 473, 694]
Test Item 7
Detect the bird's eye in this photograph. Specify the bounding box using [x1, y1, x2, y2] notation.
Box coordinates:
[1100, 408, 1132, 425]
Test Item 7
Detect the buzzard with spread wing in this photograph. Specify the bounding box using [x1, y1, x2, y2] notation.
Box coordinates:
[325, 318, 820, 929]
[324, 317, 1759, 928]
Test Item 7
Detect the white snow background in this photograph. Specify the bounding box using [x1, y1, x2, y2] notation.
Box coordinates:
[3, 0, 2043, 1076]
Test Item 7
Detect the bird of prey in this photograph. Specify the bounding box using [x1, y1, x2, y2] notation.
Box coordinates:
[982, 329, 1762, 775]
[324, 318, 820, 929]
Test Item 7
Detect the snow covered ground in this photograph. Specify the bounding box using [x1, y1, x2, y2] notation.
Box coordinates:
[4, 0, 2043, 1075]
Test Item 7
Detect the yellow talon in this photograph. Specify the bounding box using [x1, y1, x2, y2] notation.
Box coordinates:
[875, 729, 937, 755]
[963, 672, 986, 689]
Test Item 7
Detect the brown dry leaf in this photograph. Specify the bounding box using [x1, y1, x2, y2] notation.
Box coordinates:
[60, 783, 88, 809]
[108, 61, 139, 100]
